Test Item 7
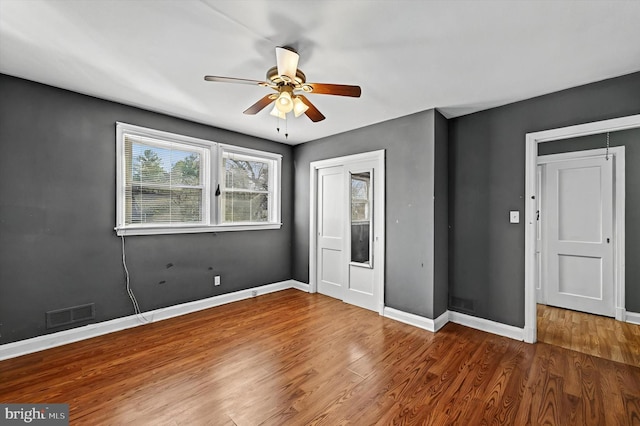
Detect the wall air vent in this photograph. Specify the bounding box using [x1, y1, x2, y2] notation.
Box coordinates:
[46, 303, 95, 329]
[449, 296, 475, 314]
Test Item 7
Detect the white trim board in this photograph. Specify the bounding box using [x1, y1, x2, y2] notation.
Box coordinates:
[625, 311, 640, 326]
[383, 307, 449, 333]
[448, 311, 525, 341]
[524, 114, 640, 343]
[0, 280, 307, 361]
[383, 308, 524, 341]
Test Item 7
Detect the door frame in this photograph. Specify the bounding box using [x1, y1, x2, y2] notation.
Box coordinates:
[524, 114, 640, 343]
[309, 150, 386, 315]
[537, 147, 624, 316]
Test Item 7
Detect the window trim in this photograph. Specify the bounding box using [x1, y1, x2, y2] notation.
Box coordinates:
[115, 123, 282, 236]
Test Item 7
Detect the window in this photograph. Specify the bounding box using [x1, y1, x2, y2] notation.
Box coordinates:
[220, 147, 278, 224]
[116, 123, 281, 235]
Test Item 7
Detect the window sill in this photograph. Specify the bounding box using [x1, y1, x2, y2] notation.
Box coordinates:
[115, 223, 282, 236]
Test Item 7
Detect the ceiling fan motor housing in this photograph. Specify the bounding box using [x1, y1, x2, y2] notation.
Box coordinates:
[266, 66, 307, 86]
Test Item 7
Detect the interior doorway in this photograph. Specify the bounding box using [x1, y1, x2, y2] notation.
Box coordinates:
[524, 114, 640, 344]
[309, 150, 385, 314]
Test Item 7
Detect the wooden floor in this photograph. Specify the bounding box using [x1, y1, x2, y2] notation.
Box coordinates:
[1, 290, 639, 425]
[537, 304, 640, 366]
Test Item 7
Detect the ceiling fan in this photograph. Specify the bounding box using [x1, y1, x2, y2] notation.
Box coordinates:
[204, 47, 361, 122]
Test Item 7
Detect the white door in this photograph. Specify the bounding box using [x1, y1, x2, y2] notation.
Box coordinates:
[344, 160, 379, 312]
[314, 152, 385, 314]
[543, 155, 614, 316]
[317, 166, 345, 300]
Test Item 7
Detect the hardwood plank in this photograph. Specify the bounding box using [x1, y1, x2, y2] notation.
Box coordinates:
[538, 304, 640, 366]
[1, 290, 639, 425]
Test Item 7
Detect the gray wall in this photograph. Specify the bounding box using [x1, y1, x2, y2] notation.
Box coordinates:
[448, 71, 640, 327]
[433, 111, 449, 318]
[0, 74, 293, 344]
[293, 109, 444, 319]
[538, 128, 640, 312]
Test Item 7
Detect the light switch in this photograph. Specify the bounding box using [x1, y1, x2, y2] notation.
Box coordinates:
[510, 211, 520, 224]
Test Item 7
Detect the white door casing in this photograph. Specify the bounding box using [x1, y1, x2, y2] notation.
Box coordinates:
[524, 114, 637, 343]
[541, 154, 614, 317]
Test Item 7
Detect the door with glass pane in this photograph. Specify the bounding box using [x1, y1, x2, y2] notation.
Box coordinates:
[315, 155, 383, 313]
[344, 161, 379, 311]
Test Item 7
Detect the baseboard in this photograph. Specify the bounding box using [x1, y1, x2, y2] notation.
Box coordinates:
[0, 280, 307, 361]
[625, 310, 640, 325]
[291, 280, 310, 292]
[383, 307, 524, 341]
[448, 311, 524, 341]
[433, 310, 449, 332]
[383, 307, 448, 332]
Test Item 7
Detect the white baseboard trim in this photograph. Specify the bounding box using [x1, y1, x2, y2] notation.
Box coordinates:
[382, 307, 524, 341]
[433, 310, 449, 332]
[625, 310, 640, 325]
[449, 311, 524, 341]
[291, 281, 310, 292]
[383, 307, 448, 333]
[0, 280, 307, 361]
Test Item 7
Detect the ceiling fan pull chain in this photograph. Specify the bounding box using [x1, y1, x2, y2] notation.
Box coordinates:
[285, 118, 288, 140]
[605, 132, 610, 160]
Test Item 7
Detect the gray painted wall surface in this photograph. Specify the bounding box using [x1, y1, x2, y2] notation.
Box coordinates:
[448, 72, 640, 327]
[538, 128, 640, 312]
[293, 109, 440, 319]
[433, 111, 449, 318]
[0, 75, 293, 344]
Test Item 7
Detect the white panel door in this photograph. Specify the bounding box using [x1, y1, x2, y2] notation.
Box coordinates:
[344, 160, 379, 311]
[317, 166, 345, 300]
[544, 156, 614, 316]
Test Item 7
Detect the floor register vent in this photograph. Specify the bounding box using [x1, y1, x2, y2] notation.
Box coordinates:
[46, 303, 95, 329]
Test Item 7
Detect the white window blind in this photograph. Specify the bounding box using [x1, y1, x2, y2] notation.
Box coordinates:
[124, 135, 205, 225]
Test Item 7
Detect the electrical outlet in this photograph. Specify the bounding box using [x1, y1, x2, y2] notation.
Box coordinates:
[214, 275, 221, 286]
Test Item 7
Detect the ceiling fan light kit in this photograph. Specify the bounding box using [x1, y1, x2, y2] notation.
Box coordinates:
[292, 96, 309, 117]
[275, 87, 294, 113]
[204, 46, 361, 125]
[269, 104, 287, 120]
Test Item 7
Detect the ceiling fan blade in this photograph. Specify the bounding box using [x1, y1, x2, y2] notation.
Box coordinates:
[297, 95, 325, 122]
[243, 94, 277, 115]
[304, 83, 361, 97]
[275, 46, 299, 81]
[204, 75, 268, 86]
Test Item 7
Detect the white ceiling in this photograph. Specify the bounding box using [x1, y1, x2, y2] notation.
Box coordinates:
[1, 0, 639, 145]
